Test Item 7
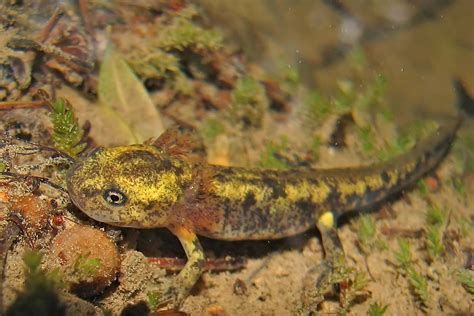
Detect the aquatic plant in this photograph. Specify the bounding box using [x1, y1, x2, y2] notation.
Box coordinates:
[230, 75, 268, 128]
[125, 5, 223, 89]
[394, 238, 413, 272]
[74, 254, 102, 278]
[424, 204, 446, 262]
[146, 291, 159, 312]
[456, 268, 474, 295]
[393, 239, 430, 307]
[356, 214, 386, 254]
[6, 250, 65, 316]
[258, 137, 290, 170]
[425, 226, 444, 261]
[310, 136, 322, 161]
[200, 118, 225, 142]
[48, 97, 86, 158]
[367, 302, 389, 316]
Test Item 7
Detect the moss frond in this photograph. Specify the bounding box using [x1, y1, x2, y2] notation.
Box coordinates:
[48, 97, 86, 158]
[407, 267, 429, 307]
[367, 302, 389, 316]
[6, 249, 65, 316]
[394, 238, 412, 272]
[456, 268, 474, 295]
[258, 137, 290, 170]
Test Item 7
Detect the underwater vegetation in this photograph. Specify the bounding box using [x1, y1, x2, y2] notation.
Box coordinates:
[0, 1, 472, 315]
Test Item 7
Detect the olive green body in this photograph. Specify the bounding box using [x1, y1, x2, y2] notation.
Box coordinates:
[204, 118, 459, 240]
[65, 117, 461, 309]
[67, 118, 460, 241]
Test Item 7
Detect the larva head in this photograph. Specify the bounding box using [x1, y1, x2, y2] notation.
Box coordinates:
[66, 145, 193, 228]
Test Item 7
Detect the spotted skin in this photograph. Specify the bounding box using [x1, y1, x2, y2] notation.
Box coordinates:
[66, 117, 461, 308]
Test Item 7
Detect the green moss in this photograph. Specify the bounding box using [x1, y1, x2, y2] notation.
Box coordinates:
[349, 46, 367, 73]
[417, 179, 430, 199]
[6, 250, 65, 316]
[159, 15, 222, 52]
[458, 216, 473, 238]
[48, 97, 87, 158]
[0, 160, 7, 172]
[230, 76, 268, 128]
[407, 267, 429, 307]
[128, 50, 180, 81]
[73, 254, 102, 278]
[354, 74, 387, 111]
[424, 205, 446, 261]
[393, 239, 430, 307]
[358, 126, 376, 154]
[451, 176, 467, 200]
[304, 90, 333, 123]
[340, 270, 370, 311]
[310, 136, 322, 161]
[258, 137, 289, 170]
[456, 268, 474, 295]
[367, 302, 389, 316]
[356, 214, 386, 254]
[200, 118, 225, 141]
[426, 205, 444, 227]
[426, 226, 444, 261]
[334, 80, 356, 111]
[377, 132, 414, 161]
[146, 290, 159, 312]
[394, 238, 413, 272]
[283, 67, 301, 92]
[125, 5, 223, 92]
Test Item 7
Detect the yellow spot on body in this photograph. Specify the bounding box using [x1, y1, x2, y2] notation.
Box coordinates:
[364, 175, 384, 190]
[213, 181, 269, 203]
[285, 181, 331, 204]
[387, 170, 399, 186]
[318, 211, 334, 228]
[337, 180, 366, 201]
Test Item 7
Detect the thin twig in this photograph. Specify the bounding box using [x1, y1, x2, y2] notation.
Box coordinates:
[38, 7, 64, 43]
[0, 100, 47, 111]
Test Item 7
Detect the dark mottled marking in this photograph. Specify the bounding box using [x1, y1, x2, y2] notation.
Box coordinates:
[144, 200, 158, 211]
[262, 177, 287, 199]
[173, 165, 184, 176]
[160, 159, 173, 170]
[325, 188, 342, 209]
[242, 192, 256, 210]
[83, 188, 101, 198]
[116, 150, 157, 164]
[252, 207, 267, 231]
[220, 197, 234, 230]
[381, 170, 390, 183]
[434, 137, 449, 153]
[295, 199, 317, 214]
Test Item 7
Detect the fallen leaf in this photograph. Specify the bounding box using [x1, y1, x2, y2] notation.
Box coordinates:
[98, 45, 164, 144]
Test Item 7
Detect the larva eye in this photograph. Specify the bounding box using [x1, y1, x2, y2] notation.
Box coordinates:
[103, 189, 127, 206]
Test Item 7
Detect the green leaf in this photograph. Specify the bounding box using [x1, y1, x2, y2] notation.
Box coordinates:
[98, 45, 164, 144]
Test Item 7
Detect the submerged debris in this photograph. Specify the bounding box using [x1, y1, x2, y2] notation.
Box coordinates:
[47, 225, 120, 298]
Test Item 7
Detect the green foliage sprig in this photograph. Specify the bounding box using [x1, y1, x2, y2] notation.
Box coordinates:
[367, 302, 389, 316]
[6, 250, 65, 316]
[48, 97, 87, 158]
[456, 268, 474, 295]
[393, 239, 430, 308]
